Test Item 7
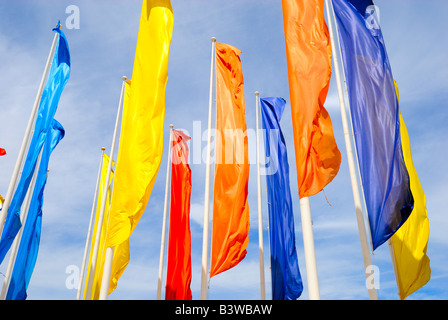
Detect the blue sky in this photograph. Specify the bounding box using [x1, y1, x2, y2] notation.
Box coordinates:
[0, 0, 447, 300]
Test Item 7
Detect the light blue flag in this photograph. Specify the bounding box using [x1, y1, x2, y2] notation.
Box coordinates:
[261, 97, 303, 300]
[332, 0, 413, 250]
[0, 22, 70, 263]
[6, 120, 65, 300]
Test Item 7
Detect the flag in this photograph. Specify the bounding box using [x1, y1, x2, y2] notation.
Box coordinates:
[260, 97, 303, 300]
[390, 81, 430, 300]
[282, 0, 341, 199]
[210, 42, 250, 278]
[105, 0, 174, 286]
[332, 0, 414, 250]
[83, 154, 130, 300]
[0, 23, 70, 263]
[0, 148, 6, 156]
[165, 130, 192, 300]
[6, 119, 65, 300]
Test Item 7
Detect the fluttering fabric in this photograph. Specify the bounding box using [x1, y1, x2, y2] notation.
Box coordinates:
[260, 97, 303, 301]
[282, 0, 341, 199]
[0, 23, 70, 263]
[105, 0, 174, 290]
[6, 120, 65, 300]
[165, 130, 192, 300]
[390, 82, 430, 300]
[83, 154, 130, 300]
[0, 148, 6, 156]
[332, 0, 414, 250]
[210, 42, 250, 278]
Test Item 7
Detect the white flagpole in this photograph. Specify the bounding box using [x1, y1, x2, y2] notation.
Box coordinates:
[85, 77, 127, 300]
[76, 148, 106, 300]
[255, 92, 266, 300]
[157, 124, 174, 300]
[299, 197, 320, 300]
[324, 0, 378, 300]
[0, 31, 59, 238]
[99, 246, 114, 300]
[201, 37, 216, 301]
[388, 239, 401, 296]
[0, 149, 43, 300]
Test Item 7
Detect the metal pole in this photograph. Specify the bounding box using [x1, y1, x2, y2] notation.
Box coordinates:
[299, 197, 320, 300]
[76, 148, 106, 300]
[157, 125, 174, 300]
[200, 37, 216, 300]
[324, 0, 377, 300]
[85, 77, 127, 300]
[255, 92, 266, 300]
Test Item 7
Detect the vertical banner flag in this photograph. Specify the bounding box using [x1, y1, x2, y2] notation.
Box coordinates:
[0, 23, 71, 263]
[261, 97, 303, 300]
[282, 0, 341, 199]
[210, 43, 250, 278]
[105, 0, 174, 285]
[332, 0, 414, 249]
[390, 82, 430, 300]
[83, 154, 130, 300]
[165, 130, 193, 300]
[0, 148, 6, 156]
[6, 120, 65, 300]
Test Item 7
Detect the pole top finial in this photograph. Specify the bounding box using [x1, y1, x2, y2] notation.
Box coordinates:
[211, 37, 217, 42]
[169, 124, 174, 129]
[122, 76, 128, 81]
[255, 91, 260, 96]
[101, 147, 106, 151]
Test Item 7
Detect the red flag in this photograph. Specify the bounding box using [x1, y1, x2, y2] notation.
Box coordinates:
[210, 43, 250, 278]
[165, 129, 192, 300]
[0, 148, 6, 156]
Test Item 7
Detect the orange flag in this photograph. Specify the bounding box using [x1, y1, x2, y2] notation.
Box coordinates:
[282, 0, 341, 198]
[210, 43, 250, 278]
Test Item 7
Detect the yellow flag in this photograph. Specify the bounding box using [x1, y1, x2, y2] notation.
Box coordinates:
[106, 1, 174, 250]
[83, 154, 130, 300]
[390, 81, 431, 300]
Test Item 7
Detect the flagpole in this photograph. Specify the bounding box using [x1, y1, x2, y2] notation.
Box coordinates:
[388, 239, 401, 296]
[201, 37, 216, 301]
[99, 246, 114, 300]
[0, 31, 59, 238]
[85, 77, 127, 300]
[76, 148, 106, 300]
[157, 124, 174, 300]
[0, 149, 43, 300]
[324, 0, 378, 300]
[255, 92, 266, 300]
[299, 197, 320, 300]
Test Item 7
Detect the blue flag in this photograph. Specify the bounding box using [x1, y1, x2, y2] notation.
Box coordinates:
[0, 23, 70, 263]
[6, 120, 65, 300]
[332, 0, 413, 250]
[260, 97, 303, 300]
